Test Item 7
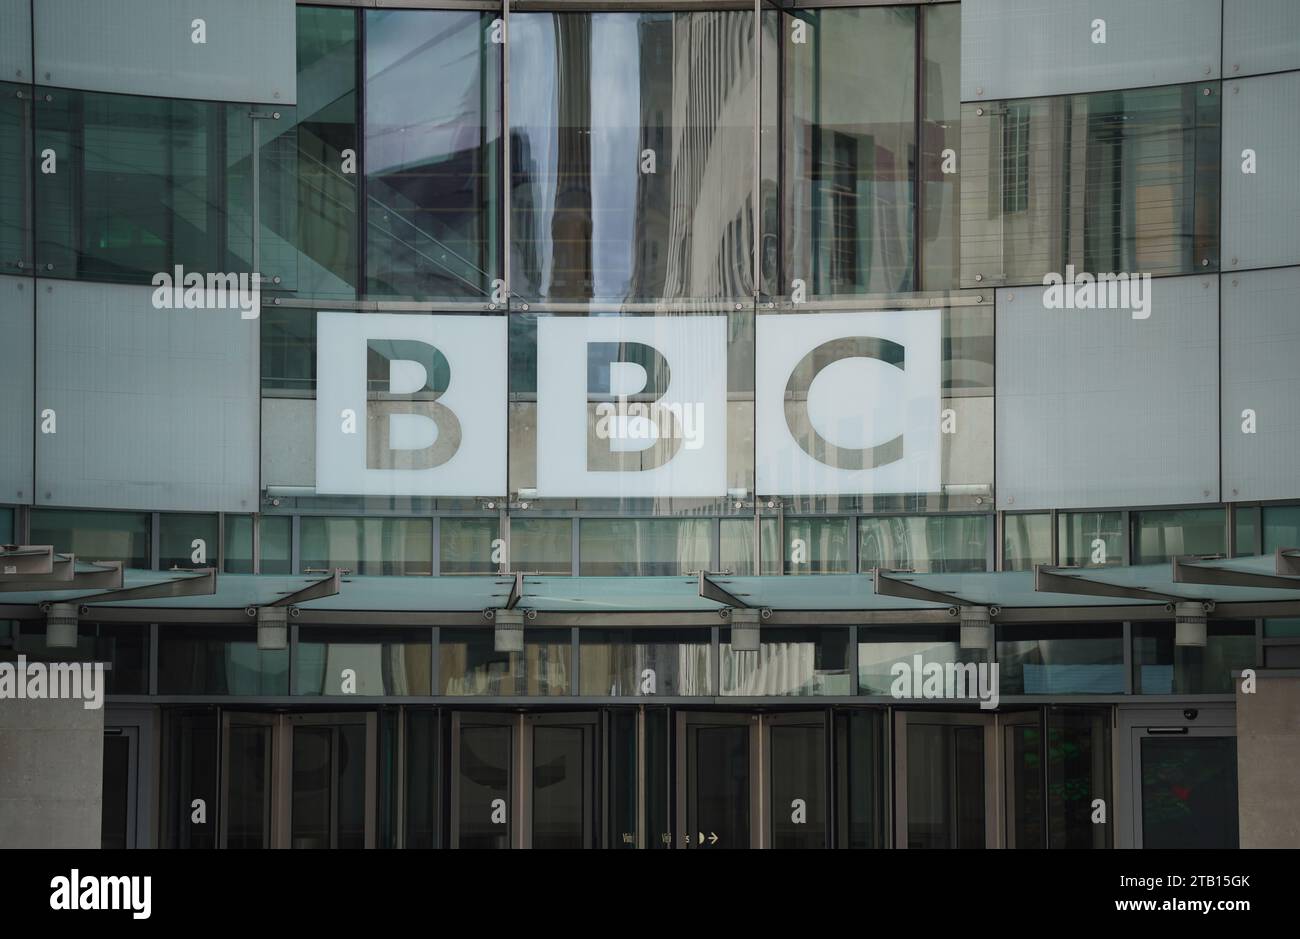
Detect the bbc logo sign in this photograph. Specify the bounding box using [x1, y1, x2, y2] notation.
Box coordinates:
[315, 310, 941, 499]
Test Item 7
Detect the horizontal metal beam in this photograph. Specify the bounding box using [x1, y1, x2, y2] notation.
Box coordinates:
[1035, 565, 1180, 603]
[1174, 556, 1300, 590]
[872, 569, 962, 607]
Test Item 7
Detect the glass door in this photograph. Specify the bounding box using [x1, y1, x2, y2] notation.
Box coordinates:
[676, 712, 759, 849]
[450, 712, 516, 848]
[101, 726, 138, 849]
[219, 712, 279, 849]
[1131, 727, 1238, 848]
[287, 713, 377, 849]
[894, 711, 997, 848]
[523, 713, 598, 849]
[765, 712, 830, 848]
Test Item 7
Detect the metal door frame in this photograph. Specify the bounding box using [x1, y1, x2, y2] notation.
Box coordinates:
[285, 712, 378, 849]
[521, 711, 599, 849]
[675, 711, 762, 849]
[762, 711, 832, 849]
[893, 710, 1001, 849]
[218, 711, 283, 849]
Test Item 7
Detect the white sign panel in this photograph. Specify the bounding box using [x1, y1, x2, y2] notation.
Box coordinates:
[315, 312, 506, 496]
[756, 310, 942, 497]
[536, 315, 728, 498]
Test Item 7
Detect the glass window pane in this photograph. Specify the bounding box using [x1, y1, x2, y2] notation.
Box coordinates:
[579, 629, 713, 696]
[300, 516, 432, 575]
[578, 519, 711, 576]
[160, 710, 218, 848]
[1263, 505, 1300, 553]
[719, 517, 780, 576]
[960, 82, 1220, 287]
[1141, 736, 1238, 848]
[404, 709, 439, 849]
[784, 7, 916, 297]
[365, 9, 500, 300]
[286, 5, 359, 299]
[1234, 505, 1260, 557]
[859, 627, 988, 696]
[260, 515, 292, 575]
[920, 4, 960, 291]
[1058, 511, 1124, 567]
[0, 82, 30, 267]
[35, 89, 255, 282]
[261, 306, 316, 393]
[722, 627, 850, 696]
[157, 625, 289, 695]
[295, 627, 431, 695]
[5, 622, 148, 695]
[509, 518, 571, 575]
[510, 11, 755, 302]
[835, 710, 885, 848]
[1133, 622, 1255, 694]
[1002, 513, 1050, 571]
[996, 624, 1125, 694]
[441, 517, 500, 575]
[29, 508, 151, 568]
[0, 506, 12, 543]
[1048, 708, 1112, 848]
[158, 513, 218, 570]
[858, 515, 988, 572]
[1132, 508, 1225, 565]
[783, 517, 851, 574]
[224, 515, 254, 574]
[439, 628, 569, 696]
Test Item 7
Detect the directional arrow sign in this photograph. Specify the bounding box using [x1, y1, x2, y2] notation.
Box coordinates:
[709, 832, 719, 845]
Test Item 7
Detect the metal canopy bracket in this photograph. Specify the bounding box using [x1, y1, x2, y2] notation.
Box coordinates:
[872, 568, 964, 608]
[80, 567, 216, 606]
[268, 569, 341, 608]
[1277, 548, 1300, 577]
[698, 571, 747, 608]
[0, 556, 125, 593]
[0, 545, 55, 577]
[1034, 565, 1181, 603]
[1173, 555, 1300, 590]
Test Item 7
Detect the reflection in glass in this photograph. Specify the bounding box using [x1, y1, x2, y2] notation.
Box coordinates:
[719, 517, 780, 576]
[961, 82, 1220, 287]
[365, 10, 500, 299]
[1048, 708, 1111, 848]
[1234, 505, 1260, 557]
[441, 517, 499, 575]
[295, 627, 431, 695]
[440, 628, 569, 695]
[291, 727, 332, 849]
[160, 710, 218, 849]
[784, 7, 916, 297]
[722, 627, 850, 696]
[287, 5, 359, 298]
[1058, 511, 1124, 567]
[578, 518, 711, 576]
[7, 622, 148, 695]
[579, 629, 712, 696]
[1132, 508, 1225, 564]
[457, 724, 511, 848]
[404, 709, 439, 849]
[0, 83, 29, 266]
[157, 626, 289, 695]
[1141, 736, 1238, 848]
[30, 508, 151, 568]
[226, 724, 272, 849]
[687, 723, 749, 849]
[858, 627, 987, 696]
[920, 4, 961, 290]
[996, 624, 1125, 694]
[300, 516, 433, 575]
[510, 518, 571, 574]
[532, 724, 592, 849]
[1002, 513, 1050, 571]
[510, 11, 755, 302]
[783, 517, 851, 574]
[158, 513, 218, 570]
[835, 710, 885, 848]
[1263, 505, 1300, 554]
[770, 723, 826, 848]
[858, 515, 988, 573]
[1133, 622, 1255, 694]
[260, 515, 293, 575]
[907, 722, 984, 848]
[224, 515, 254, 574]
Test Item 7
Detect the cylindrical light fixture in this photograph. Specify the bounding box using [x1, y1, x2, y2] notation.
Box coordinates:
[729, 607, 761, 653]
[1175, 601, 1208, 647]
[494, 608, 525, 653]
[257, 605, 288, 651]
[959, 606, 993, 651]
[46, 602, 79, 649]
